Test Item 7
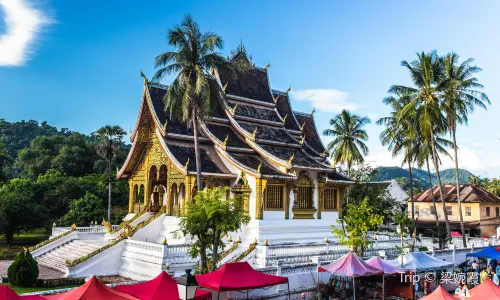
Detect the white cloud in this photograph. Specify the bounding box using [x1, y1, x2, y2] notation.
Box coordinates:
[0, 0, 51, 66]
[290, 89, 359, 113]
[364, 150, 404, 168]
[472, 142, 485, 147]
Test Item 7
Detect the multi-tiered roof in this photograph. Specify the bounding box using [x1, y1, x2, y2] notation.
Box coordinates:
[118, 47, 352, 183]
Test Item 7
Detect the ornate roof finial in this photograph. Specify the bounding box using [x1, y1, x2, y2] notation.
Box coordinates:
[129, 128, 132, 136]
[222, 82, 228, 92]
[223, 134, 229, 146]
[140, 69, 148, 84]
[322, 151, 329, 158]
[310, 107, 315, 117]
[300, 122, 306, 131]
[285, 86, 291, 95]
[290, 170, 297, 176]
[116, 166, 119, 173]
[251, 128, 257, 140]
[273, 94, 280, 103]
[184, 158, 190, 170]
[300, 135, 306, 145]
[231, 104, 238, 114]
[162, 120, 167, 131]
[288, 152, 295, 165]
[282, 114, 288, 123]
[264, 63, 270, 71]
[257, 162, 262, 174]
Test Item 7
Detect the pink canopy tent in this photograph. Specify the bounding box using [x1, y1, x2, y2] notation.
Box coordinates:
[420, 285, 460, 300]
[470, 278, 500, 297]
[0, 285, 44, 300]
[44, 276, 138, 300]
[114, 271, 180, 300]
[318, 252, 383, 300]
[365, 257, 407, 275]
[450, 231, 462, 237]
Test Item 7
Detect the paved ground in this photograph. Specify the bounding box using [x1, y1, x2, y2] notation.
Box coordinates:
[0, 260, 65, 279]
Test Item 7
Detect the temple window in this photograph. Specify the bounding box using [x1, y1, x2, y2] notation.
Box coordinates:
[296, 173, 314, 209]
[323, 188, 338, 211]
[265, 184, 284, 210]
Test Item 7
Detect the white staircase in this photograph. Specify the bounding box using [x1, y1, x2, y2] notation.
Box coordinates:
[36, 239, 109, 272]
[155, 216, 191, 244]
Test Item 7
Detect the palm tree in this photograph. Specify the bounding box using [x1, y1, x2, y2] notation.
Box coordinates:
[323, 109, 370, 177]
[394, 51, 452, 240]
[441, 52, 490, 247]
[94, 125, 126, 222]
[487, 179, 500, 197]
[468, 175, 481, 187]
[153, 15, 228, 190]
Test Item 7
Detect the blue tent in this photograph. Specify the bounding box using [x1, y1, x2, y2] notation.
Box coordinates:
[466, 245, 500, 259]
[390, 252, 454, 272]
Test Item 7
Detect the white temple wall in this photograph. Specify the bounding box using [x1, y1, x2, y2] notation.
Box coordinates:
[247, 175, 257, 220]
[263, 211, 285, 220]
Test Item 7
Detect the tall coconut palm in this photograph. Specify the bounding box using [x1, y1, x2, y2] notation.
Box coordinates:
[441, 52, 490, 247]
[468, 175, 481, 187]
[153, 15, 228, 190]
[394, 51, 452, 240]
[323, 109, 370, 177]
[94, 125, 126, 222]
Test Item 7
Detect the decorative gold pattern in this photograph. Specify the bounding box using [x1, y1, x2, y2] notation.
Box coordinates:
[231, 104, 238, 114]
[273, 95, 280, 103]
[251, 128, 257, 140]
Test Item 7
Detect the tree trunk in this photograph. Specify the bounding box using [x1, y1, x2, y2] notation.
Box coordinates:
[192, 108, 203, 191]
[452, 129, 467, 247]
[211, 229, 222, 271]
[108, 158, 112, 223]
[408, 160, 415, 223]
[199, 242, 208, 274]
[429, 130, 451, 242]
[6, 232, 13, 249]
[426, 157, 442, 249]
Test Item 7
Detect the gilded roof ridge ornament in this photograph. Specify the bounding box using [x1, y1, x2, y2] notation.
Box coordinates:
[140, 69, 148, 84]
[256, 162, 262, 174]
[310, 107, 315, 117]
[322, 151, 329, 158]
[184, 158, 190, 170]
[300, 122, 306, 131]
[264, 63, 270, 71]
[162, 120, 167, 131]
[288, 152, 295, 165]
[300, 135, 306, 145]
[223, 134, 229, 146]
[222, 82, 228, 92]
[231, 104, 238, 114]
[290, 170, 297, 176]
[129, 128, 132, 136]
[251, 128, 257, 140]
[285, 86, 291, 95]
[282, 114, 288, 123]
[273, 94, 280, 104]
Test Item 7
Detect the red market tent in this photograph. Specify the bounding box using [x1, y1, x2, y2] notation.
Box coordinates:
[365, 257, 407, 275]
[470, 278, 500, 298]
[114, 271, 179, 300]
[318, 252, 383, 277]
[44, 276, 139, 300]
[0, 285, 44, 300]
[194, 290, 212, 300]
[450, 231, 462, 237]
[195, 262, 289, 299]
[419, 285, 460, 300]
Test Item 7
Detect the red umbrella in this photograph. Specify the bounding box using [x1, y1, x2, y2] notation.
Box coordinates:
[450, 231, 462, 237]
[470, 278, 500, 297]
[419, 285, 460, 300]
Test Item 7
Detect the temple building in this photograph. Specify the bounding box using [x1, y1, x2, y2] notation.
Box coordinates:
[117, 46, 353, 240]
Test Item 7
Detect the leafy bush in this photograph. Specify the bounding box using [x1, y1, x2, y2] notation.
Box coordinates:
[7, 249, 39, 287]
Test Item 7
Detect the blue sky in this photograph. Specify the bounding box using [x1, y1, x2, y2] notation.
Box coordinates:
[1, 0, 500, 176]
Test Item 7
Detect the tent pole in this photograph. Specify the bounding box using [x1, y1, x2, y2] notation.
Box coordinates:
[353, 277, 356, 300]
[217, 291, 220, 300]
[287, 282, 291, 300]
[246, 290, 248, 300]
[382, 275, 385, 300]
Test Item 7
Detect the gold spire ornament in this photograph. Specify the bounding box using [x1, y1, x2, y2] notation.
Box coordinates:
[162, 237, 168, 245]
[282, 114, 288, 123]
[251, 128, 257, 140]
[253, 237, 258, 244]
[285, 86, 291, 95]
[227, 235, 233, 242]
[162, 120, 167, 131]
[140, 69, 148, 84]
[310, 107, 315, 117]
[290, 170, 297, 176]
[222, 82, 228, 92]
[231, 104, 238, 114]
[324, 237, 329, 243]
[264, 63, 270, 71]
[52, 222, 56, 227]
[273, 94, 280, 104]
[237, 236, 242, 243]
[300, 122, 305, 131]
[223, 135, 229, 147]
[256, 162, 262, 174]
[263, 239, 269, 246]
[300, 135, 306, 145]
[288, 152, 295, 165]
[184, 158, 190, 170]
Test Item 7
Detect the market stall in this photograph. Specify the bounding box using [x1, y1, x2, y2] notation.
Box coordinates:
[466, 246, 500, 260]
[195, 262, 289, 300]
[365, 256, 408, 300]
[419, 285, 460, 300]
[318, 252, 383, 300]
[44, 276, 138, 300]
[469, 278, 500, 297]
[0, 285, 45, 300]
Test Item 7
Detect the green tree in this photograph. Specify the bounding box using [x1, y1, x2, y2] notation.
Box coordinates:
[468, 175, 481, 187]
[60, 192, 107, 226]
[441, 53, 489, 247]
[323, 110, 370, 177]
[153, 14, 228, 190]
[0, 142, 12, 182]
[93, 125, 126, 223]
[392, 208, 415, 253]
[7, 249, 39, 287]
[176, 187, 249, 273]
[0, 179, 47, 248]
[332, 198, 383, 256]
[394, 51, 451, 240]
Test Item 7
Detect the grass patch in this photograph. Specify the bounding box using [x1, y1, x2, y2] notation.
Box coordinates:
[5, 283, 79, 294]
[0, 230, 49, 260]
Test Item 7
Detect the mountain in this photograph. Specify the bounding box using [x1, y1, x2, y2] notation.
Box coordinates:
[373, 166, 475, 192]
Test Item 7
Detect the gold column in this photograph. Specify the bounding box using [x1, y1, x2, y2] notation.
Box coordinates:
[255, 178, 267, 220]
[285, 184, 293, 219]
[317, 182, 325, 219]
[166, 183, 172, 215]
[128, 180, 134, 213]
[184, 176, 195, 215]
[232, 184, 251, 217]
